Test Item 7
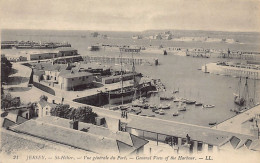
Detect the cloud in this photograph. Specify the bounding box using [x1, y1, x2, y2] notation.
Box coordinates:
[0, 0, 259, 32]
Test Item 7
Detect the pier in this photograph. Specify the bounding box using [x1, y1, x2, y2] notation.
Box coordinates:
[218, 52, 260, 60]
[82, 55, 159, 66]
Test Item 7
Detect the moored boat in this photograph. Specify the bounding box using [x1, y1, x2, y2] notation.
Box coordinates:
[185, 100, 196, 105]
[209, 122, 217, 125]
[172, 111, 179, 116]
[178, 101, 186, 111]
[160, 96, 174, 101]
[152, 107, 158, 112]
[142, 103, 150, 109]
[173, 98, 181, 102]
[159, 104, 171, 109]
[158, 109, 165, 115]
[202, 104, 215, 108]
[178, 107, 186, 111]
[195, 102, 203, 106]
[150, 104, 158, 109]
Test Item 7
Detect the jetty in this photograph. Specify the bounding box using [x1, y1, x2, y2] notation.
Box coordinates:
[202, 62, 260, 79]
[82, 55, 159, 66]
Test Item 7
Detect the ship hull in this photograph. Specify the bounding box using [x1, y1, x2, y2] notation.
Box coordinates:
[102, 84, 156, 105]
[234, 96, 245, 106]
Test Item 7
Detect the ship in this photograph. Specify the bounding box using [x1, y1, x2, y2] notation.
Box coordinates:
[234, 76, 247, 106]
[101, 47, 156, 105]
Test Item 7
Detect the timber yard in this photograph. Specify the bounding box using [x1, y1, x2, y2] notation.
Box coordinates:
[1, 29, 260, 160]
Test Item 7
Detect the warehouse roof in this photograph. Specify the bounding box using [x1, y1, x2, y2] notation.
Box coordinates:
[10, 120, 136, 155]
[37, 116, 148, 149]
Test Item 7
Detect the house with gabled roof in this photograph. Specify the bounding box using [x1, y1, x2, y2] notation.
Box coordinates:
[32, 62, 94, 91]
[37, 100, 57, 118]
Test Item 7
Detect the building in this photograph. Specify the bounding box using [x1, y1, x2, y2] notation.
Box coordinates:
[32, 63, 95, 91]
[10, 116, 149, 155]
[27, 47, 78, 60]
[6, 55, 27, 62]
[33, 69, 45, 82]
[27, 51, 58, 60]
[43, 64, 69, 81]
[58, 69, 94, 91]
[5, 105, 34, 119]
[57, 47, 78, 57]
[1, 112, 27, 128]
[37, 100, 57, 118]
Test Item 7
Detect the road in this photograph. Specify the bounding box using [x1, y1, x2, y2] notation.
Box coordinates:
[3, 63, 32, 88]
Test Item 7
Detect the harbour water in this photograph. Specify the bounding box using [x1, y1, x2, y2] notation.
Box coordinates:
[1, 29, 260, 127]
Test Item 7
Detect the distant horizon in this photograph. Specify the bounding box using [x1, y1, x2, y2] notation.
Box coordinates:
[2, 28, 260, 34]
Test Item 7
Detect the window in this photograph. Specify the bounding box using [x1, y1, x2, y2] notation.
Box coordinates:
[197, 142, 203, 151]
[208, 144, 213, 152]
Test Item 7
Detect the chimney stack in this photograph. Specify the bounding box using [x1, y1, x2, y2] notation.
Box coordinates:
[69, 120, 78, 130]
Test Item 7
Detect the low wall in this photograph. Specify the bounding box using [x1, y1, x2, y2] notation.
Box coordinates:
[33, 82, 56, 95]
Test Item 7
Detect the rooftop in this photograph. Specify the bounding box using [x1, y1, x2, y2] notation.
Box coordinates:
[36, 116, 148, 149]
[77, 62, 111, 70]
[10, 119, 136, 155]
[34, 63, 68, 71]
[38, 100, 57, 108]
[127, 116, 256, 147]
[33, 69, 45, 76]
[33, 63, 93, 78]
[1, 112, 28, 128]
[58, 69, 93, 79]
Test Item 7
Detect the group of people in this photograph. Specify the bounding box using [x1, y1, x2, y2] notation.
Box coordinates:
[121, 110, 128, 119]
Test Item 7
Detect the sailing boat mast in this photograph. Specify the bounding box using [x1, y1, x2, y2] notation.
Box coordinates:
[253, 73, 257, 105]
[243, 77, 249, 107]
[238, 76, 241, 98]
[120, 48, 124, 105]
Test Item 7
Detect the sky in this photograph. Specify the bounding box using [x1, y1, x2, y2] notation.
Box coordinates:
[0, 0, 260, 32]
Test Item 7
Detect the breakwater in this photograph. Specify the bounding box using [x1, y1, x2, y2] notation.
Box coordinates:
[202, 63, 260, 79]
